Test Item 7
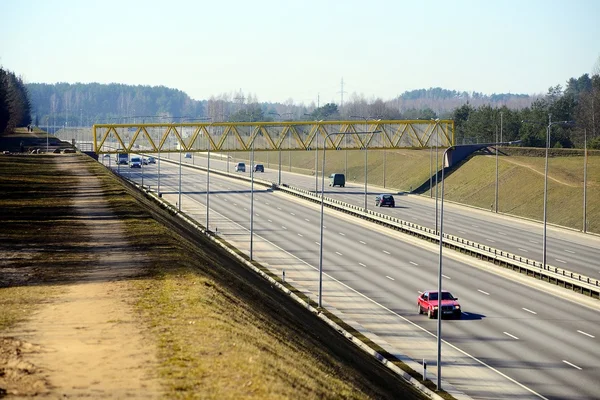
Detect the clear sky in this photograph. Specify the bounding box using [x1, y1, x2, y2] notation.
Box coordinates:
[1, 0, 599, 105]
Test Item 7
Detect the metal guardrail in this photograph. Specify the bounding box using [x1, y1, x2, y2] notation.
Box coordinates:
[132, 156, 600, 299]
[277, 184, 600, 299]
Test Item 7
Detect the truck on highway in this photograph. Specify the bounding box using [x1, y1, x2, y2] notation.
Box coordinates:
[116, 152, 129, 165]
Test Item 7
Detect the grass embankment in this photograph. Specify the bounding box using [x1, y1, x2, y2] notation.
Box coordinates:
[0, 153, 427, 400]
[248, 148, 599, 233]
[0, 156, 88, 329]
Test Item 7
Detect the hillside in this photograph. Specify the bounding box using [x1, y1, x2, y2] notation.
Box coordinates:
[249, 148, 599, 234]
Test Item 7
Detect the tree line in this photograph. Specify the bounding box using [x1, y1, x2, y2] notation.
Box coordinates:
[0, 67, 32, 134]
[451, 73, 600, 148]
[24, 66, 599, 148]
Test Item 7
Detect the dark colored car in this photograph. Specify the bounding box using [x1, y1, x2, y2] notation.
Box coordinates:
[375, 194, 395, 207]
[147, 156, 156, 164]
[417, 290, 461, 319]
[254, 164, 264, 172]
[329, 173, 345, 187]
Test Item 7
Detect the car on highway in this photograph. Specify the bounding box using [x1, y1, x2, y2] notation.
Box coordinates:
[329, 173, 345, 187]
[253, 164, 264, 172]
[142, 157, 149, 165]
[185, 153, 192, 158]
[147, 156, 156, 164]
[129, 156, 142, 168]
[375, 194, 395, 207]
[417, 290, 461, 319]
[235, 162, 246, 172]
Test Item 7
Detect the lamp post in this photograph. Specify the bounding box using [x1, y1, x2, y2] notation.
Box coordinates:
[305, 114, 323, 193]
[203, 119, 213, 232]
[319, 131, 375, 307]
[436, 139, 521, 391]
[430, 119, 440, 228]
[178, 124, 183, 211]
[351, 115, 375, 212]
[250, 135, 255, 261]
[583, 128, 588, 233]
[495, 125, 499, 213]
[269, 112, 293, 185]
[522, 117, 572, 272]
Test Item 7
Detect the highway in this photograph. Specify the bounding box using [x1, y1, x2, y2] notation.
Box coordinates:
[166, 153, 600, 281]
[105, 156, 600, 400]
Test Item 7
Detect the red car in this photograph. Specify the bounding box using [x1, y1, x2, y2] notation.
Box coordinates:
[417, 290, 461, 319]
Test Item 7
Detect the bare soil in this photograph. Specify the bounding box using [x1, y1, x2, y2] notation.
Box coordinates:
[0, 155, 161, 397]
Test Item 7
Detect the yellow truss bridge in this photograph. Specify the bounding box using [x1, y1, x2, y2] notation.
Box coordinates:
[92, 119, 454, 154]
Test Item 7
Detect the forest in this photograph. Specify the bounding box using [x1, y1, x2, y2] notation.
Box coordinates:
[0, 67, 32, 134]
[12, 69, 600, 149]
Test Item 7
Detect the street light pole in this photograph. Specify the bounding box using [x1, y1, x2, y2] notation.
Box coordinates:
[436, 139, 521, 391]
[495, 125, 499, 213]
[523, 117, 573, 271]
[319, 131, 373, 307]
[178, 124, 182, 211]
[250, 138, 255, 260]
[351, 115, 372, 212]
[583, 128, 588, 233]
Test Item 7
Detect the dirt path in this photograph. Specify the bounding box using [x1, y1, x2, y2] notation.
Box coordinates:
[493, 154, 579, 187]
[2, 160, 162, 398]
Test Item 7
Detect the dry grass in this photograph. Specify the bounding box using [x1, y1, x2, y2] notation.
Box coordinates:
[249, 148, 599, 232]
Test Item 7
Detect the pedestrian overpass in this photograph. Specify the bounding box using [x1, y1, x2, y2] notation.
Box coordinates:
[91, 119, 454, 154]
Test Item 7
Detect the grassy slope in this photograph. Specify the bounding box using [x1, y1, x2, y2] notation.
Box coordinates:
[0, 154, 426, 400]
[249, 148, 599, 233]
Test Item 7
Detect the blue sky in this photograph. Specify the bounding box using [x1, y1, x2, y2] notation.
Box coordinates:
[1, 0, 598, 104]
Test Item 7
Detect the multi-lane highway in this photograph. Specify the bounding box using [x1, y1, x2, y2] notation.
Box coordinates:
[104, 155, 600, 400]
[169, 153, 600, 281]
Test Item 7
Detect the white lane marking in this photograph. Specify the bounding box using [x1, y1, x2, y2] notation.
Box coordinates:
[335, 251, 343, 256]
[529, 240, 538, 244]
[359, 263, 367, 267]
[268, 219, 272, 223]
[297, 233, 303, 237]
[503, 332, 519, 340]
[359, 241, 367, 245]
[290, 212, 296, 216]
[577, 330, 595, 338]
[487, 239, 496, 243]
[255, 213, 260, 217]
[386, 276, 395, 281]
[498, 231, 507, 236]
[305, 218, 310, 222]
[265, 202, 270, 205]
[478, 289, 490, 295]
[442, 274, 451, 280]
[562, 360, 582, 370]
[522, 308, 537, 315]
[417, 290, 423, 294]
[518, 248, 529, 253]
[564, 249, 576, 254]
[472, 224, 479, 228]
[458, 230, 466, 234]
[277, 207, 282, 210]
[556, 259, 567, 264]
[410, 261, 419, 266]
[282, 226, 287, 230]
[383, 250, 391, 255]
[223, 214, 549, 400]
[243, 208, 248, 211]
[315, 242, 320, 246]
[339, 232, 346, 236]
